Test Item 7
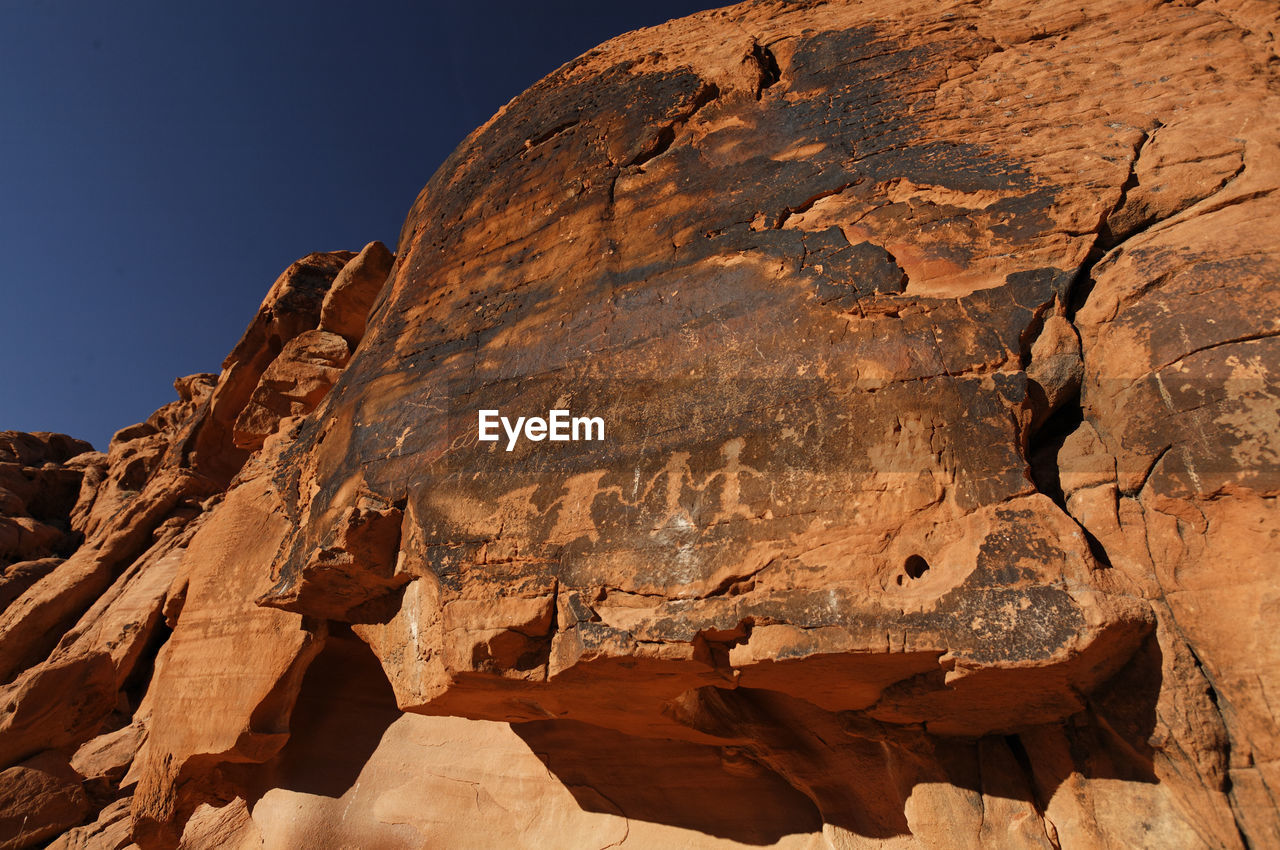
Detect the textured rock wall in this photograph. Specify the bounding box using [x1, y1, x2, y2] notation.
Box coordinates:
[2, 0, 1278, 847]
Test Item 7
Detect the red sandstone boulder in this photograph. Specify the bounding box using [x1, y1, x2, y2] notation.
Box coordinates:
[2, 1, 1277, 848]
[318, 240, 395, 348]
[232, 330, 352, 451]
[0, 751, 91, 850]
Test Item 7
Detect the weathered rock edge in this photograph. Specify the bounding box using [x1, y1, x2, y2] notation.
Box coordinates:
[0, 0, 1276, 847]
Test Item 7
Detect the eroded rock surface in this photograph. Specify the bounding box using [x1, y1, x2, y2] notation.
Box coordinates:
[2, 0, 1277, 847]
[0, 432, 93, 575]
[0, 245, 390, 848]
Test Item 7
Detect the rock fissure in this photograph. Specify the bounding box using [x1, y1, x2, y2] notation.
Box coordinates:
[1151, 329, 1280, 373]
[626, 81, 720, 169]
[747, 39, 781, 99]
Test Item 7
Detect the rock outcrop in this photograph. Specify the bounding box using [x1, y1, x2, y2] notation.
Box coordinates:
[2, 0, 1278, 847]
[0, 244, 393, 849]
[0, 432, 93, 581]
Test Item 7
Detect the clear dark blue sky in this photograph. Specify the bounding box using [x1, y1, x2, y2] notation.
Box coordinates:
[1, 0, 716, 450]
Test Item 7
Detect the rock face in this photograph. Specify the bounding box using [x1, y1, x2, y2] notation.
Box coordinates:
[0, 245, 391, 849]
[2, 0, 1278, 847]
[0, 433, 93, 579]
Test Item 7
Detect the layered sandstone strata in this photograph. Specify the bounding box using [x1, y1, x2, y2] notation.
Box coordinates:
[2, 0, 1278, 847]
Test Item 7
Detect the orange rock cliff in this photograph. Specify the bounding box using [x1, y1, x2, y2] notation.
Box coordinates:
[2, 0, 1278, 847]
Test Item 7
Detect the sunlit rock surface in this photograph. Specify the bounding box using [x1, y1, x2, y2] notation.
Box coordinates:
[2, 0, 1278, 846]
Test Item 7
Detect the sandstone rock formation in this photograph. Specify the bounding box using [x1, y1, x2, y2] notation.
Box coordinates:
[3, 0, 1278, 847]
[0, 433, 93, 579]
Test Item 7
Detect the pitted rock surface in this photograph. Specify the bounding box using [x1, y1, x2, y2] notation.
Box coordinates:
[1, 1, 1277, 848]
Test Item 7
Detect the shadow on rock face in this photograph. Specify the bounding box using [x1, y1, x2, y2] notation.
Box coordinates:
[511, 635, 1161, 843]
[512, 718, 825, 844]
[252, 625, 401, 800]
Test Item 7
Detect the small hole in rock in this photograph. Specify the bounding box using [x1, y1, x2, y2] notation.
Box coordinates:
[904, 555, 930, 579]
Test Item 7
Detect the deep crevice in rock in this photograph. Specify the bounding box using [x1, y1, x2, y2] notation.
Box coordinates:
[123, 616, 173, 718]
[749, 40, 781, 98]
[1027, 389, 1082, 510]
[1003, 734, 1054, 829]
[627, 82, 720, 168]
[1026, 390, 1113, 568]
[1065, 127, 1156, 318]
[1185, 643, 1256, 849]
[1097, 125, 1158, 249]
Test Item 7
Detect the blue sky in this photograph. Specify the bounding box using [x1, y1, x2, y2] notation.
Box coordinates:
[1, 0, 715, 449]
